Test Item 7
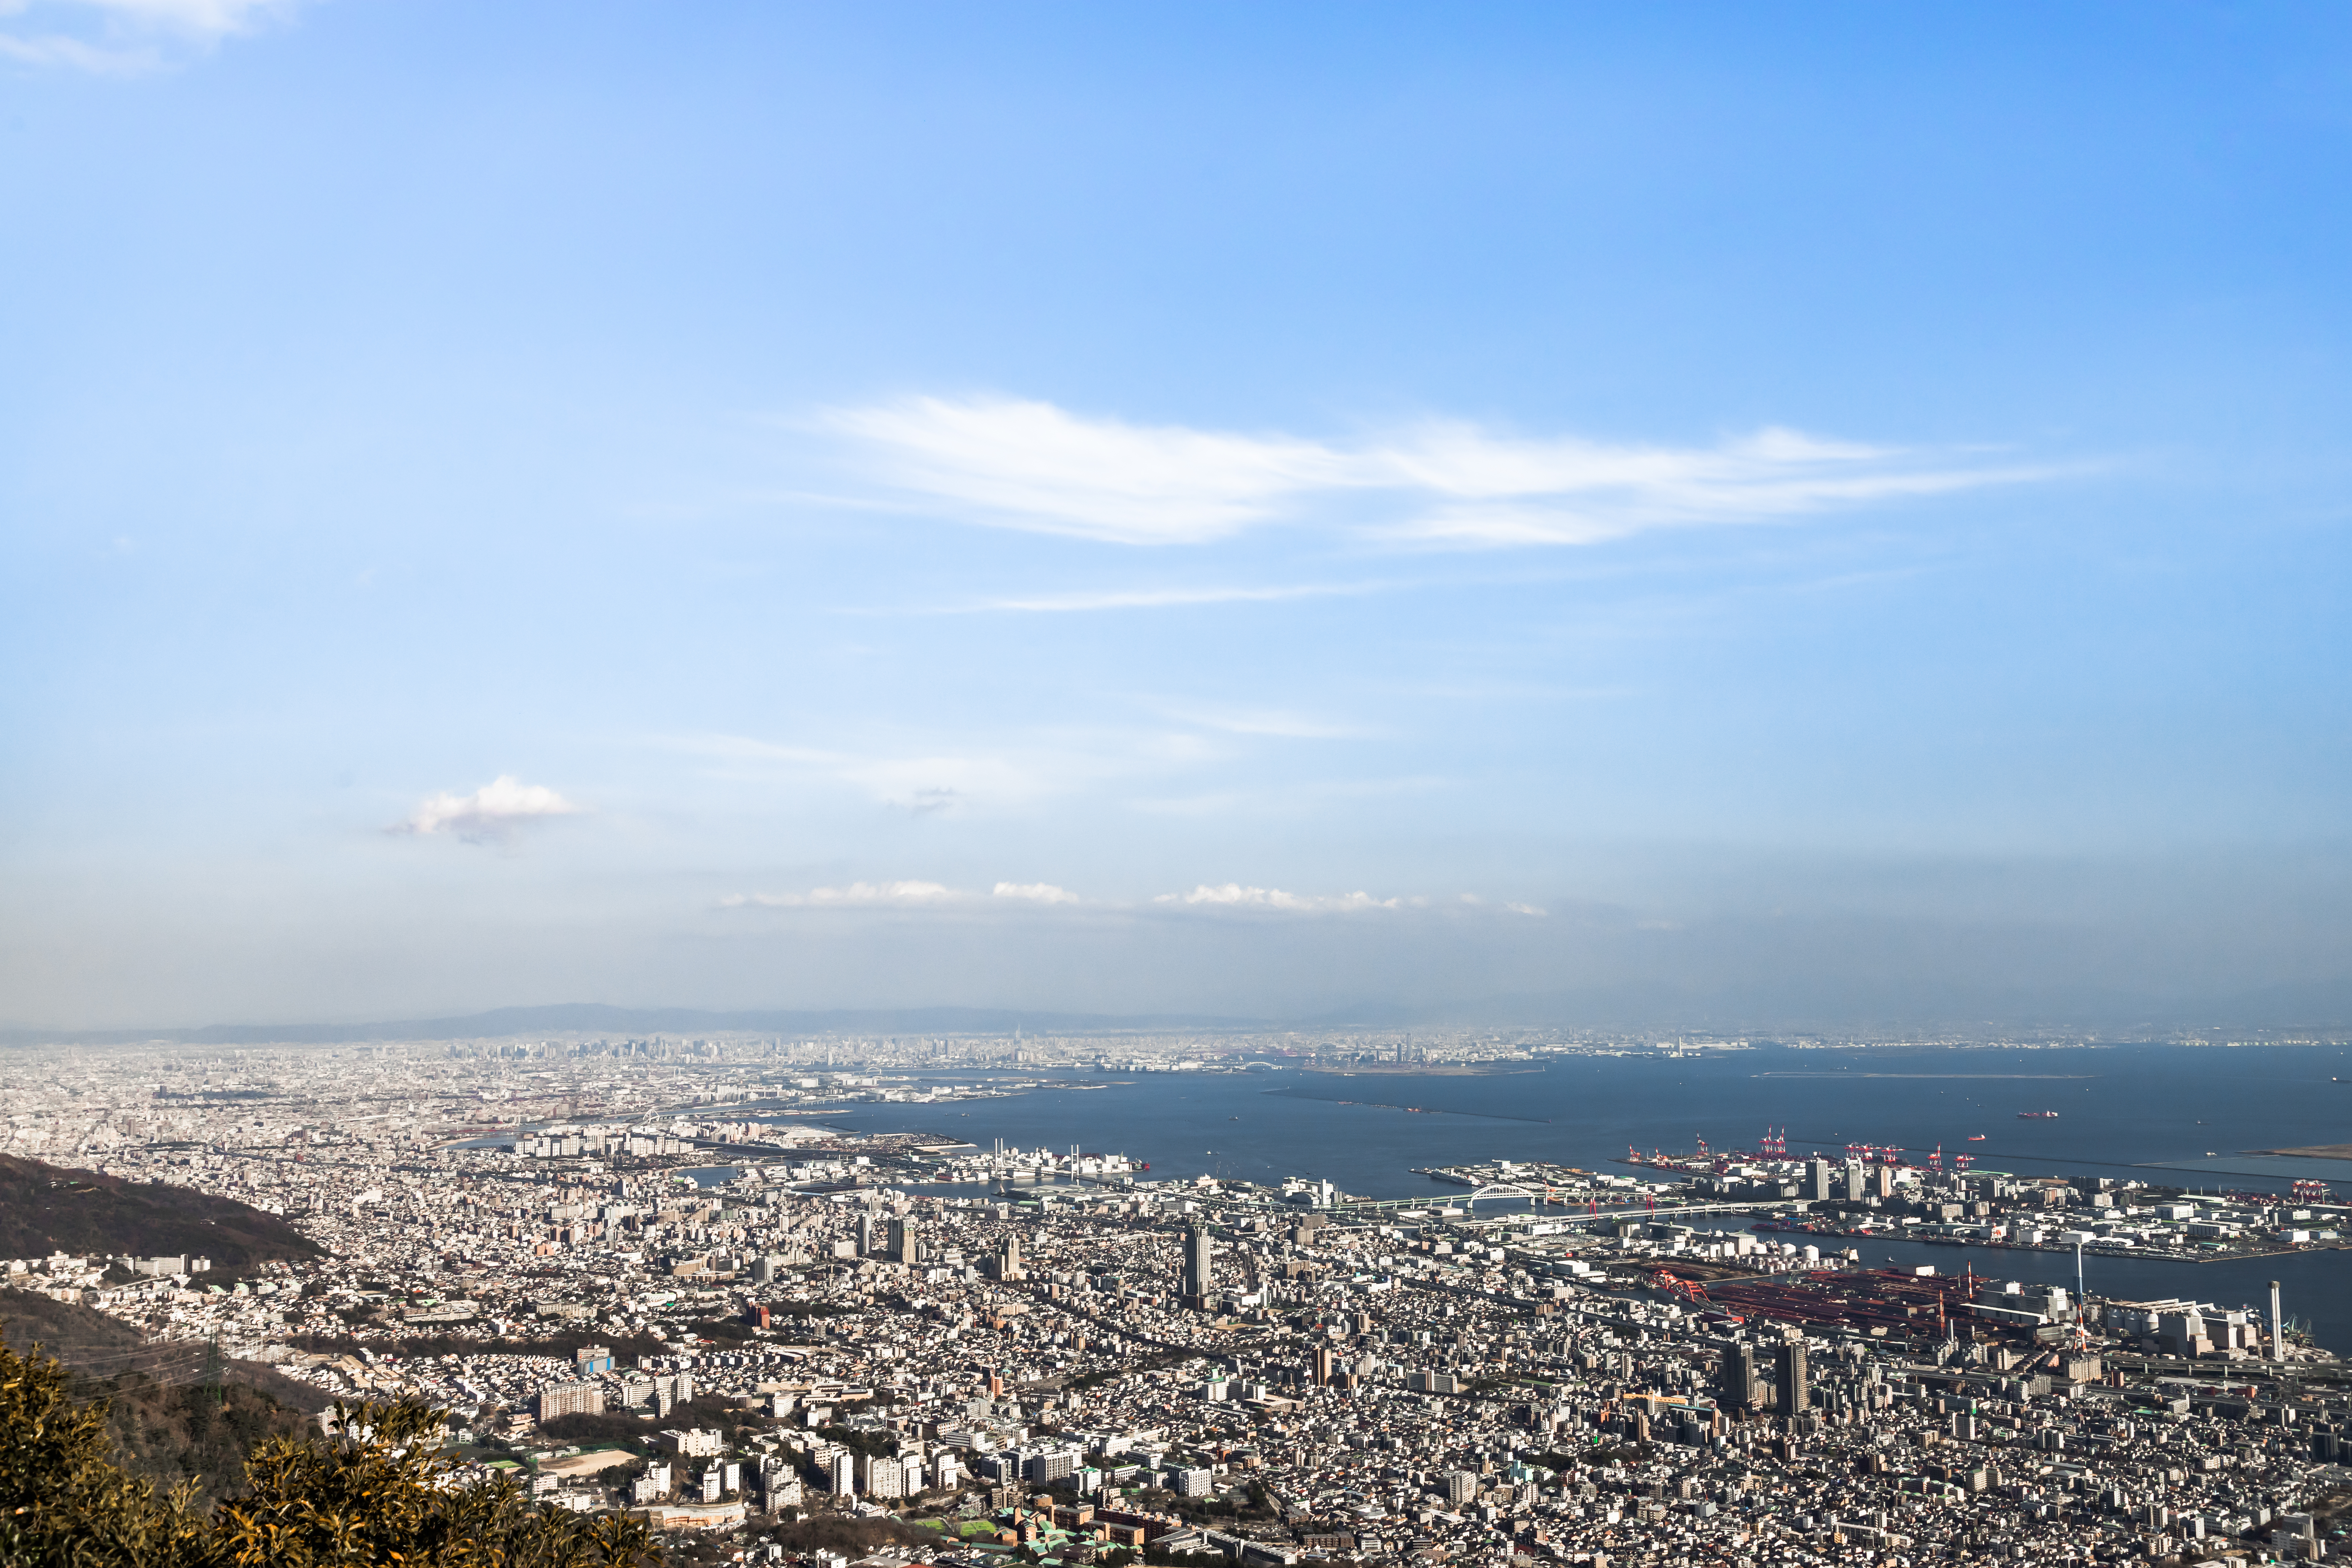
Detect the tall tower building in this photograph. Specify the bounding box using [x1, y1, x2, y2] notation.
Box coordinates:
[889, 1217, 918, 1266]
[1807, 1159, 1832, 1203]
[1718, 1343, 1757, 1411]
[1180, 1224, 1217, 1309]
[1776, 1341, 1809, 1417]
[857, 1212, 878, 1256]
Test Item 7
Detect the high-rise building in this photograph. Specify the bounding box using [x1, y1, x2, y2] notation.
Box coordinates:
[1844, 1160, 1865, 1201]
[860, 1452, 906, 1497]
[829, 1452, 857, 1494]
[1807, 1159, 1831, 1203]
[1718, 1343, 1757, 1411]
[537, 1381, 603, 1420]
[889, 1217, 918, 1266]
[1444, 1471, 1478, 1503]
[1776, 1341, 1809, 1416]
[1312, 1346, 1336, 1387]
[1873, 1166, 1896, 1201]
[857, 1213, 878, 1256]
[1024, 1447, 1082, 1484]
[1181, 1224, 1216, 1309]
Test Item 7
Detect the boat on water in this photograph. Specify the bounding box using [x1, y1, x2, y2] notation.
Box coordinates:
[1967, 1134, 1986, 1141]
[2017, 1110, 2060, 1119]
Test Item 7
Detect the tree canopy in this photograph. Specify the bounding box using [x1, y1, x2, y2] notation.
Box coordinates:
[0, 1332, 660, 1567]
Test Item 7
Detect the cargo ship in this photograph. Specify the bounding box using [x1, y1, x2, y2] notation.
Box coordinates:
[2017, 1110, 2059, 1119]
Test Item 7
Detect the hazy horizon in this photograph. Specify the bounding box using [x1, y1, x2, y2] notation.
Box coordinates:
[7, 5, 2351, 1032]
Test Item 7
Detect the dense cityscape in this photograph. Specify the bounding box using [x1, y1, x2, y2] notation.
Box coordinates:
[6, 1030, 2352, 1568]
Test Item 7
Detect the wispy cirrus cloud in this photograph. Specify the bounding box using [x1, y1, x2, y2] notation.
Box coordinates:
[1155, 883, 1422, 913]
[820, 396, 1361, 547]
[0, 0, 298, 71]
[715, 877, 1549, 918]
[388, 776, 583, 845]
[819, 394, 2060, 549]
[721, 881, 956, 909]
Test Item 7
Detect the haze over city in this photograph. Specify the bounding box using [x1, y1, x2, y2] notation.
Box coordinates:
[6, 4, 2352, 1032]
[20, 15, 2352, 1568]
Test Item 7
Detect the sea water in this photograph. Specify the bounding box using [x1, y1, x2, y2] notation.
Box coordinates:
[764, 1043, 2352, 1347]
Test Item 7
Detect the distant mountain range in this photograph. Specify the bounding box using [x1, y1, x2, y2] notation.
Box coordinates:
[0, 1154, 322, 1270]
[3, 981, 2346, 1049]
[0, 1001, 1274, 1048]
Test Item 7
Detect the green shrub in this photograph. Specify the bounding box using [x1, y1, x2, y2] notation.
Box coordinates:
[0, 1334, 661, 1567]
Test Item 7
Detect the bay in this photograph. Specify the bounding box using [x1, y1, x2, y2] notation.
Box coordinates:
[771, 1044, 2352, 1348]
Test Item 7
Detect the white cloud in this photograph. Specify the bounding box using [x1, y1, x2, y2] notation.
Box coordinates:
[993, 881, 1081, 904]
[820, 395, 1365, 545]
[1387, 425, 2051, 548]
[0, 0, 296, 70]
[721, 881, 957, 909]
[716, 876, 1532, 918]
[388, 776, 583, 845]
[1156, 883, 1421, 913]
[822, 394, 2055, 550]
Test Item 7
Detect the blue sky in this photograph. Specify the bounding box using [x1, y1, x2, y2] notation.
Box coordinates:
[5, 2, 2351, 1029]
